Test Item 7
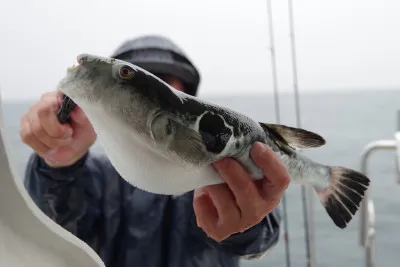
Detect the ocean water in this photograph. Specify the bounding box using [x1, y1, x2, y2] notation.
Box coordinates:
[1, 89, 400, 267]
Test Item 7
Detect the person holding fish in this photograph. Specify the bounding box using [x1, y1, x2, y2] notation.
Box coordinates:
[19, 35, 319, 267]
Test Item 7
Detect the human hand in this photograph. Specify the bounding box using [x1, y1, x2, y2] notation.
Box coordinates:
[193, 142, 290, 242]
[20, 90, 97, 168]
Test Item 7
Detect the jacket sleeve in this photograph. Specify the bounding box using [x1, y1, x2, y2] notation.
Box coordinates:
[212, 208, 281, 259]
[23, 151, 122, 261]
[190, 204, 282, 259]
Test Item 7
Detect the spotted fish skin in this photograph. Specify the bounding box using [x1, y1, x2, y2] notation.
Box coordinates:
[58, 54, 370, 229]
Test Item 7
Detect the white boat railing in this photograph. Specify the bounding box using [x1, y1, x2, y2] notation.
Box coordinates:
[359, 110, 400, 267]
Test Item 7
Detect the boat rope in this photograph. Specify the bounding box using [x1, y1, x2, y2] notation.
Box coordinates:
[266, 1, 291, 267]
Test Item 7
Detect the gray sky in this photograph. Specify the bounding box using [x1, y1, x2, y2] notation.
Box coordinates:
[0, 0, 399, 100]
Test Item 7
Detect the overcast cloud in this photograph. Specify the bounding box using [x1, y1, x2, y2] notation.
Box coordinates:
[0, 0, 399, 100]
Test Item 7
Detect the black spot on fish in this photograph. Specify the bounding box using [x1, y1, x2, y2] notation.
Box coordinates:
[235, 141, 240, 149]
[199, 112, 232, 154]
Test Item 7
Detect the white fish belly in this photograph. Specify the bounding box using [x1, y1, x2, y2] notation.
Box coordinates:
[85, 105, 225, 195]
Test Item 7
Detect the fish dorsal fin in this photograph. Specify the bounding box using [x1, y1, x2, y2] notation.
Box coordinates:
[259, 123, 326, 149]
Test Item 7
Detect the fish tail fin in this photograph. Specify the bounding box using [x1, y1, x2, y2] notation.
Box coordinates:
[314, 166, 370, 229]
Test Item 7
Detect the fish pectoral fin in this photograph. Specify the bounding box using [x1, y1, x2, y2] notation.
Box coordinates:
[169, 118, 214, 167]
[151, 112, 212, 167]
[259, 122, 326, 149]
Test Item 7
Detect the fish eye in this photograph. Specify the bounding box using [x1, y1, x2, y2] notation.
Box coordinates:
[119, 65, 135, 79]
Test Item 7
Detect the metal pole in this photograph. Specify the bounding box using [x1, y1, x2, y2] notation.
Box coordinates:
[359, 140, 396, 267]
[287, 1, 316, 266]
[266, 1, 291, 266]
[359, 110, 400, 267]
[396, 110, 400, 184]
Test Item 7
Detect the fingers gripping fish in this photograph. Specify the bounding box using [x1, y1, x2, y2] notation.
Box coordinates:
[58, 54, 370, 229]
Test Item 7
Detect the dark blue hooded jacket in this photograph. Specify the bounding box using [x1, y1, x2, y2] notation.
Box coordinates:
[24, 151, 281, 267]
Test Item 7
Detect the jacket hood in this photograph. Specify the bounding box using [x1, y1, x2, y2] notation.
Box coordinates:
[110, 35, 201, 96]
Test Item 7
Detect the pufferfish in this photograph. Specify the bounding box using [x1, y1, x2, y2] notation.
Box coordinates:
[57, 54, 370, 229]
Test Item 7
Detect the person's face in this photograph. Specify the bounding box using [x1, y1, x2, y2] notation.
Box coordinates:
[155, 74, 185, 92]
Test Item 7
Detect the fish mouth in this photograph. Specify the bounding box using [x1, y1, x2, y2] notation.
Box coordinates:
[67, 64, 80, 73]
[67, 53, 117, 73]
[77, 53, 117, 66]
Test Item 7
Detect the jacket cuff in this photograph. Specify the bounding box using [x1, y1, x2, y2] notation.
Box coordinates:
[217, 215, 280, 259]
[199, 209, 281, 259]
[35, 152, 90, 181]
